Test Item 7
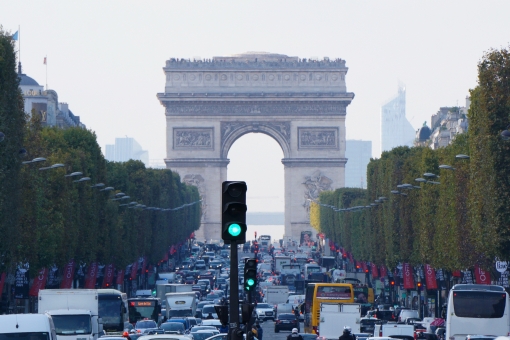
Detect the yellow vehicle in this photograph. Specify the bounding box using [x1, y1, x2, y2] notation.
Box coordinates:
[304, 283, 355, 334]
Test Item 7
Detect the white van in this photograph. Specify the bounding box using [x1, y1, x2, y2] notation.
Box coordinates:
[397, 309, 419, 322]
[1, 313, 57, 340]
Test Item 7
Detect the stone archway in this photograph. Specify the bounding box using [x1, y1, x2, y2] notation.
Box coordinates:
[157, 52, 354, 242]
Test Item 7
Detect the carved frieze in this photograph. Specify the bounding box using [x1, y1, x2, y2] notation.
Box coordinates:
[221, 121, 291, 145]
[173, 128, 213, 149]
[165, 102, 347, 116]
[302, 170, 333, 211]
[298, 127, 339, 149]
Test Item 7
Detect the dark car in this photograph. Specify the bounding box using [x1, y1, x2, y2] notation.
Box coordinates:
[274, 313, 300, 333]
[299, 334, 318, 340]
[160, 322, 185, 334]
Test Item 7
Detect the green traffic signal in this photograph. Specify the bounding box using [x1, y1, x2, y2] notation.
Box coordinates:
[228, 223, 242, 237]
[246, 278, 255, 286]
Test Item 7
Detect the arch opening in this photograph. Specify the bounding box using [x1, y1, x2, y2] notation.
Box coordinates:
[227, 133, 284, 242]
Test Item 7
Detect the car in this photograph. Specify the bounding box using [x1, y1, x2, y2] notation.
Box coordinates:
[353, 334, 372, 340]
[201, 319, 222, 330]
[274, 313, 299, 333]
[299, 334, 318, 340]
[190, 326, 219, 333]
[201, 305, 218, 319]
[160, 322, 186, 335]
[204, 334, 228, 340]
[360, 317, 379, 334]
[255, 303, 274, 320]
[397, 309, 419, 322]
[191, 331, 218, 340]
[195, 260, 207, 270]
[209, 261, 223, 270]
[134, 320, 158, 333]
[137, 335, 191, 340]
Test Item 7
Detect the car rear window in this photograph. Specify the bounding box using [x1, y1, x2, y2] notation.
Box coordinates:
[278, 314, 296, 320]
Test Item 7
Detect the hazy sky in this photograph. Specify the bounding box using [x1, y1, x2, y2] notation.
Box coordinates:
[2, 1, 509, 212]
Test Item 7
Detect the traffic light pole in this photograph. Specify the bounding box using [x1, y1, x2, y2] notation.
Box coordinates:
[229, 243, 240, 340]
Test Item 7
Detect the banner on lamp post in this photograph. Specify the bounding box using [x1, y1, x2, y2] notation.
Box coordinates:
[29, 268, 48, 297]
[474, 265, 491, 285]
[102, 264, 115, 288]
[84, 262, 98, 289]
[424, 264, 437, 289]
[60, 260, 75, 289]
[403, 263, 415, 289]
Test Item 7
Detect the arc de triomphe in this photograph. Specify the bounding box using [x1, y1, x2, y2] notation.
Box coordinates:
[157, 52, 354, 242]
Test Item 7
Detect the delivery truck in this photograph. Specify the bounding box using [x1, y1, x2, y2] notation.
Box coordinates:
[165, 292, 197, 320]
[319, 303, 361, 339]
[0, 313, 57, 340]
[265, 286, 289, 305]
[38, 289, 103, 340]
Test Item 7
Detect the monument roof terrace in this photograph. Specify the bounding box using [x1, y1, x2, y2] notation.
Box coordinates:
[164, 52, 347, 70]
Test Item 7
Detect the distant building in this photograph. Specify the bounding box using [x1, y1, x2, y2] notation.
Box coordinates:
[105, 137, 149, 165]
[345, 140, 372, 188]
[414, 96, 470, 149]
[380, 86, 415, 153]
[17, 63, 85, 129]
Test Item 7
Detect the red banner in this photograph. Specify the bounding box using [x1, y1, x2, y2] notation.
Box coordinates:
[0, 272, 6, 296]
[452, 270, 462, 277]
[116, 269, 124, 285]
[29, 268, 48, 297]
[403, 263, 415, 289]
[475, 265, 491, 284]
[60, 260, 75, 289]
[371, 263, 379, 278]
[84, 262, 98, 289]
[361, 262, 368, 273]
[163, 252, 169, 262]
[380, 266, 387, 278]
[424, 264, 437, 289]
[130, 262, 138, 280]
[102, 264, 115, 288]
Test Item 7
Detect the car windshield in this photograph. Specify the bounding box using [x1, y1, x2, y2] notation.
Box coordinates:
[135, 320, 158, 329]
[160, 323, 185, 331]
[278, 314, 295, 320]
[257, 304, 270, 308]
[191, 327, 217, 333]
[192, 333, 216, 340]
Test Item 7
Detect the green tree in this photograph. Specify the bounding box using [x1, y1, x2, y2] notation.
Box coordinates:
[0, 28, 25, 272]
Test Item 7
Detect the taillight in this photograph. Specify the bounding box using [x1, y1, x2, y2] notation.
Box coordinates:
[276, 320, 281, 324]
[313, 326, 318, 335]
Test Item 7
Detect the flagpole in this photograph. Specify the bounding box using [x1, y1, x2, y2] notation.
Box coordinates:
[45, 55, 48, 90]
[18, 25, 20, 64]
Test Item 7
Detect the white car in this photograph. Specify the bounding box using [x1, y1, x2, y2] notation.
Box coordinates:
[255, 303, 275, 320]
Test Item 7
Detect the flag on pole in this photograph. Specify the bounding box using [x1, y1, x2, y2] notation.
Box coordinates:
[43, 57, 47, 65]
[12, 31, 18, 40]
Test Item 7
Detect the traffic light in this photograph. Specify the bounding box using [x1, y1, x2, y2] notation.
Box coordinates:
[214, 305, 229, 326]
[244, 258, 257, 291]
[390, 280, 395, 286]
[417, 282, 422, 290]
[241, 303, 255, 324]
[221, 181, 247, 244]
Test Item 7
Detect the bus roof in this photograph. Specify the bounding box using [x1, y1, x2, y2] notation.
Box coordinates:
[452, 284, 505, 291]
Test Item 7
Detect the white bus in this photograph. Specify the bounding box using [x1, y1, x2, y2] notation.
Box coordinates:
[446, 284, 510, 340]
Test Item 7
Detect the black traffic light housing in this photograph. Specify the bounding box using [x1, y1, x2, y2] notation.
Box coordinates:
[222, 181, 248, 244]
[244, 258, 258, 291]
[241, 303, 255, 324]
[214, 305, 229, 326]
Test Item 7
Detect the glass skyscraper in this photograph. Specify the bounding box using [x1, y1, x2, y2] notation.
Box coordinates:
[380, 87, 415, 153]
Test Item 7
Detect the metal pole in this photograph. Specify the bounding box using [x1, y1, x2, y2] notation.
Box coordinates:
[229, 243, 240, 340]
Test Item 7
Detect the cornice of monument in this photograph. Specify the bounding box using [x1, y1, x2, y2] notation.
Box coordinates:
[281, 158, 347, 167]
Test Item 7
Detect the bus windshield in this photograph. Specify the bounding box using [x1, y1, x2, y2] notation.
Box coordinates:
[128, 299, 160, 323]
[316, 285, 352, 300]
[453, 291, 506, 318]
